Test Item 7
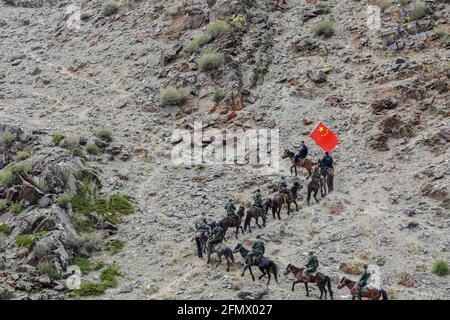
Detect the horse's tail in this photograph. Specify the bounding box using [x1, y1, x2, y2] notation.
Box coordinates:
[272, 199, 276, 218]
[244, 213, 251, 231]
[380, 289, 388, 300]
[325, 276, 333, 299]
[328, 173, 334, 192]
[306, 187, 311, 206]
[195, 236, 203, 258]
[270, 261, 278, 283]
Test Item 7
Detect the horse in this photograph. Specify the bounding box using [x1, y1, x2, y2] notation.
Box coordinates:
[283, 264, 333, 299]
[270, 182, 301, 219]
[243, 205, 267, 233]
[194, 228, 210, 258]
[306, 167, 326, 206]
[206, 242, 235, 272]
[281, 149, 314, 178]
[218, 206, 245, 239]
[233, 243, 278, 285]
[337, 277, 388, 300]
[320, 166, 334, 193]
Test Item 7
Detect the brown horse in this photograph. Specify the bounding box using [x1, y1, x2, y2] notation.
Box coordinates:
[218, 206, 245, 239]
[243, 206, 266, 233]
[282, 149, 314, 178]
[284, 264, 333, 299]
[307, 167, 326, 206]
[270, 182, 301, 220]
[320, 165, 334, 193]
[337, 277, 388, 300]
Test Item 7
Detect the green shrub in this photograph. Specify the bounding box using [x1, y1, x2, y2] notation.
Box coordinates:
[73, 256, 94, 274]
[52, 133, 64, 144]
[205, 20, 229, 38]
[100, 263, 123, 287]
[14, 150, 31, 160]
[0, 169, 14, 188]
[313, 20, 334, 38]
[0, 199, 7, 212]
[10, 161, 32, 174]
[182, 34, 209, 56]
[108, 239, 124, 255]
[86, 144, 100, 155]
[10, 201, 22, 215]
[432, 259, 449, 276]
[197, 51, 225, 72]
[378, 0, 392, 12]
[159, 86, 190, 106]
[0, 224, 11, 235]
[70, 212, 94, 234]
[0, 130, 13, 147]
[57, 194, 71, 208]
[75, 281, 107, 296]
[96, 129, 112, 142]
[211, 88, 225, 103]
[69, 146, 84, 157]
[109, 194, 134, 215]
[410, 2, 428, 20]
[95, 260, 105, 271]
[38, 261, 60, 280]
[435, 25, 449, 45]
[15, 234, 33, 248]
[322, 5, 332, 14]
[102, 0, 120, 16]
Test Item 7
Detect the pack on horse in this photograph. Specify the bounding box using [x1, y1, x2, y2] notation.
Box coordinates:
[306, 166, 326, 206]
[233, 243, 278, 285]
[218, 206, 245, 239]
[207, 243, 235, 272]
[282, 149, 314, 178]
[284, 264, 333, 299]
[243, 205, 267, 233]
[337, 277, 388, 300]
[270, 182, 301, 219]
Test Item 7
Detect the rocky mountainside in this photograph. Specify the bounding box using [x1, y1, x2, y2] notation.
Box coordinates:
[0, 0, 449, 300]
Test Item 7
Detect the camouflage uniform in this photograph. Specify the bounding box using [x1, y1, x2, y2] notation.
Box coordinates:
[253, 190, 263, 209]
[207, 226, 224, 252]
[225, 200, 240, 225]
[247, 239, 265, 263]
[278, 177, 288, 193]
[355, 268, 371, 298]
[303, 254, 319, 280]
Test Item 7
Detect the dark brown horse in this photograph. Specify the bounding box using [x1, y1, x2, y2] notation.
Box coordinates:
[337, 277, 388, 300]
[282, 149, 314, 178]
[270, 182, 301, 219]
[284, 264, 333, 299]
[218, 206, 245, 239]
[243, 206, 266, 233]
[307, 167, 326, 206]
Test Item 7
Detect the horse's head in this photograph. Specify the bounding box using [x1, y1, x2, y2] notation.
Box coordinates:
[238, 206, 245, 216]
[337, 277, 347, 289]
[281, 149, 290, 159]
[208, 221, 217, 229]
[283, 263, 293, 276]
[233, 243, 242, 253]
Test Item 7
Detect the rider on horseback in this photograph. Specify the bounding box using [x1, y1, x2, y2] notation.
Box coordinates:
[225, 199, 240, 225]
[303, 251, 319, 281]
[355, 264, 371, 300]
[195, 213, 210, 233]
[294, 141, 308, 164]
[206, 225, 225, 253]
[247, 235, 265, 263]
[321, 152, 333, 170]
[253, 189, 263, 210]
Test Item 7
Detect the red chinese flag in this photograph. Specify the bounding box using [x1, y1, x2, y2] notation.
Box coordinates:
[309, 122, 339, 152]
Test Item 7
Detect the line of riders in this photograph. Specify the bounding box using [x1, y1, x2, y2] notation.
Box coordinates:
[193, 145, 386, 299]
